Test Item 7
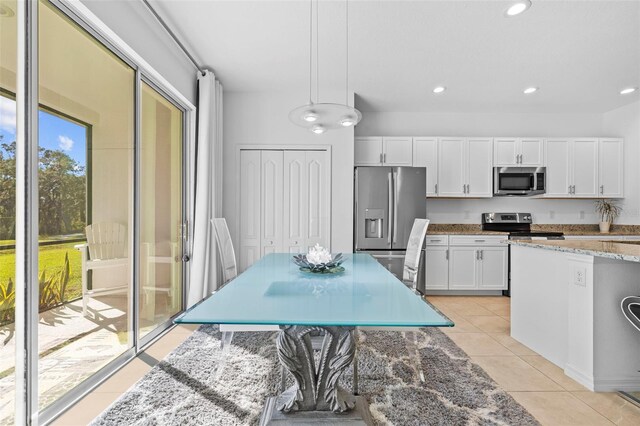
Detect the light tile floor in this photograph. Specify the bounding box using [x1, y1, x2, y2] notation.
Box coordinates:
[53, 296, 640, 425]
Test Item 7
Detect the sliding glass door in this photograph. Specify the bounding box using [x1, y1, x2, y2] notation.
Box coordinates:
[38, 0, 135, 412]
[4, 0, 191, 422]
[139, 82, 183, 340]
[0, 1, 17, 423]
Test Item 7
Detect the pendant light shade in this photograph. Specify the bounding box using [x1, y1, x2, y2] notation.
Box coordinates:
[290, 0, 362, 134]
[289, 102, 362, 131]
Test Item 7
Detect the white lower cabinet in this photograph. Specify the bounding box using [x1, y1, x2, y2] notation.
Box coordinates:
[448, 247, 478, 290]
[477, 247, 508, 290]
[425, 246, 449, 290]
[425, 235, 508, 291]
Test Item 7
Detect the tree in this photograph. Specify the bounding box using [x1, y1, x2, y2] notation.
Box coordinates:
[0, 136, 86, 239]
[0, 138, 16, 240]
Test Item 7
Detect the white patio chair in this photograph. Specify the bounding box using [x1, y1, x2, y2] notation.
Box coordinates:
[75, 223, 129, 317]
[141, 241, 180, 321]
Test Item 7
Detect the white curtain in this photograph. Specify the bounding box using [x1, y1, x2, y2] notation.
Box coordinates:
[187, 70, 223, 307]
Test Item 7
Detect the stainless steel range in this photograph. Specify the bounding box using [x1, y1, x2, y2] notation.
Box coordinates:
[481, 212, 564, 296]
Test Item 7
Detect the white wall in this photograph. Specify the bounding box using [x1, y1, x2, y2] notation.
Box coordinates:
[80, 0, 197, 103]
[223, 91, 355, 252]
[603, 101, 640, 224]
[355, 109, 640, 224]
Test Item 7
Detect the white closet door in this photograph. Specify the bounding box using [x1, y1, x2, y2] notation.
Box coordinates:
[239, 150, 261, 271]
[283, 151, 307, 254]
[305, 150, 330, 251]
[261, 151, 284, 256]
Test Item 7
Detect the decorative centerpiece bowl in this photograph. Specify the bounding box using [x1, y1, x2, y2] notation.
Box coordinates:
[293, 244, 345, 274]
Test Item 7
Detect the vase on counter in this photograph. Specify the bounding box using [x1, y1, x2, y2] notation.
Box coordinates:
[599, 222, 611, 233]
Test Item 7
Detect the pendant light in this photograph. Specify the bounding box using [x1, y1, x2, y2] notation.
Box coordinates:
[289, 0, 362, 133]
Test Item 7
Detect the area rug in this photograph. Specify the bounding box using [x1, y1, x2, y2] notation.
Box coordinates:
[91, 326, 539, 425]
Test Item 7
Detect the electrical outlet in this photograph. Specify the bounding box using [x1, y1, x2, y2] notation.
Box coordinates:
[574, 267, 586, 287]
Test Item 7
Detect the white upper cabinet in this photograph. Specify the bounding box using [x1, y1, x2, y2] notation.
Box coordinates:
[520, 138, 544, 166]
[466, 138, 493, 197]
[545, 139, 571, 197]
[383, 137, 413, 166]
[572, 138, 599, 198]
[438, 138, 493, 198]
[355, 137, 383, 166]
[413, 137, 438, 197]
[494, 138, 518, 166]
[437, 138, 466, 197]
[494, 138, 543, 167]
[354, 137, 412, 166]
[545, 138, 613, 199]
[599, 138, 624, 198]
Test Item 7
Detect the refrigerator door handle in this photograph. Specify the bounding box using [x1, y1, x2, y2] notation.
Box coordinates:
[388, 171, 393, 246]
[393, 170, 398, 244]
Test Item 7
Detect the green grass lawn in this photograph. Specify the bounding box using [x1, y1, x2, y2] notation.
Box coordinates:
[0, 242, 83, 301]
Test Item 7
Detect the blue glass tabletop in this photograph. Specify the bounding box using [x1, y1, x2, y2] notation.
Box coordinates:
[175, 253, 453, 328]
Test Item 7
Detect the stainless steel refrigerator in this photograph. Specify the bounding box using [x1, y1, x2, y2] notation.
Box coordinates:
[354, 166, 427, 293]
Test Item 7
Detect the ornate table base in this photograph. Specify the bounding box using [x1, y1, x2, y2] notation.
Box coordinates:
[259, 325, 373, 425]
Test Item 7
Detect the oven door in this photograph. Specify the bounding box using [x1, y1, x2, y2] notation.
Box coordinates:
[494, 167, 546, 196]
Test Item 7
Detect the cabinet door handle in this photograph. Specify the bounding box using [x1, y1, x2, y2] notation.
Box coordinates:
[572, 185, 576, 194]
[435, 183, 438, 194]
[475, 239, 485, 243]
[445, 249, 449, 260]
[467, 184, 471, 194]
[379, 153, 383, 164]
[475, 250, 479, 260]
[463, 184, 466, 194]
[568, 185, 571, 194]
[600, 185, 604, 195]
[480, 250, 483, 260]
[383, 153, 387, 163]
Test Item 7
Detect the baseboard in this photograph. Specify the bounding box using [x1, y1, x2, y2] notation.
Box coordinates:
[565, 365, 640, 392]
[425, 290, 504, 296]
[565, 364, 595, 391]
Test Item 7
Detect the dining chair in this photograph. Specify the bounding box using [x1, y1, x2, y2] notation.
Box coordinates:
[355, 218, 430, 391]
[211, 218, 279, 378]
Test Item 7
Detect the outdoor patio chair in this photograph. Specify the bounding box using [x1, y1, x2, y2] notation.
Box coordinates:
[141, 241, 180, 321]
[76, 223, 129, 317]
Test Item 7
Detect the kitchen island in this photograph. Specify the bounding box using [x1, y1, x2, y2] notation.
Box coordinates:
[508, 239, 640, 392]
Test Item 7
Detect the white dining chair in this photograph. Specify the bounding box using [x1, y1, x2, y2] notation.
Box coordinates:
[212, 218, 279, 378]
[355, 218, 431, 391]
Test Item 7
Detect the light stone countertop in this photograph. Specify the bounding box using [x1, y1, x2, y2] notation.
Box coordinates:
[507, 239, 640, 263]
[427, 224, 640, 236]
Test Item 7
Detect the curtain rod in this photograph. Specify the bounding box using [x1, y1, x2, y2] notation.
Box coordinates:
[141, 0, 205, 75]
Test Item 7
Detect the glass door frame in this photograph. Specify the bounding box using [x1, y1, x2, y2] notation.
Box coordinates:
[15, 1, 195, 424]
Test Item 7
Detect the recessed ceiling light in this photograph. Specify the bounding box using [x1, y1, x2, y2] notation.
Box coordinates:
[523, 87, 538, 94]
[433, 86, 446, 94]
[620, 87, 637, 95]
[505, 0, 532, 17]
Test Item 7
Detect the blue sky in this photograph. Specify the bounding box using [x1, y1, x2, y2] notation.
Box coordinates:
[0, 95, 87, 169]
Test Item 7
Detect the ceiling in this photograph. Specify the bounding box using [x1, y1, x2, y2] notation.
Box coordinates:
[152, 0, 640, 113]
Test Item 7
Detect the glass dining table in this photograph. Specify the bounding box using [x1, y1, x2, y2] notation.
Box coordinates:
[175, 253, 453, 425]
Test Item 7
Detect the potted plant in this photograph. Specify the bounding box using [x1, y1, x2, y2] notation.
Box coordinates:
[595, 199, 622, 233]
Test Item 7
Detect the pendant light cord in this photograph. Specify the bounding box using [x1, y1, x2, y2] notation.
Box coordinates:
[345, 0, 349, 106]
[316, 0, 319, 104]
[309, 0, 313, 104]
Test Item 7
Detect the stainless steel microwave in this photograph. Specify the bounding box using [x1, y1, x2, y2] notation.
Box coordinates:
[493, 167, 546, 196]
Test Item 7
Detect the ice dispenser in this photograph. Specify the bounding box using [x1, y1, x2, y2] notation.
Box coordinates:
[364, 208, 384, 238]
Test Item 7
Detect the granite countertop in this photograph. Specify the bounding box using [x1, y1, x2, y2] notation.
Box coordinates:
[427, 224, 507, 235]
[427, 224, 640, 236]
[507, 239, 640, 263]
